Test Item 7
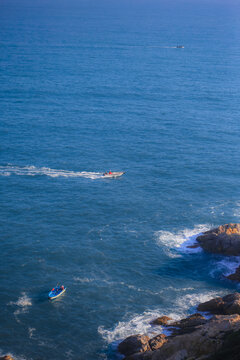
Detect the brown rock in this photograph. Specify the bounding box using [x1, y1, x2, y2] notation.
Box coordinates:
[197, 293, 240, 315]
[151, 316, 172, 326]
[152, 314, 240, 360]
[196, 223, 240, 255]
[118, 334, 151, 357]
[227, 265, 240, 282]
[149, 334, 167, 351]
[0, 357, 15, 360]
[197, 296, 225, 313]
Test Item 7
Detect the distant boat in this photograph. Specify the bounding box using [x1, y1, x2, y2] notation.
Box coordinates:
[48, 285, 66, 300]
[176, 45, 184, 48]
[102, 171, 125, 178]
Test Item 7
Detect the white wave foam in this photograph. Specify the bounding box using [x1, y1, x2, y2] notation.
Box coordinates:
[155, 224, 211, 254]
[233, 202, 240, 217]
[73, 277, 95, 283]
[28, 327, 36, 339]
[210, 257, 240, 278]
[99, 289, 227, 344]
[0, 165, 103, 180]
[98, 310, 163, 343]
[175, 290, 226, 314]
[8, 292, 32, 319]
[15, 293, 32, 307]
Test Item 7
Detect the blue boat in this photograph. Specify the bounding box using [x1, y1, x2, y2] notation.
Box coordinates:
[48, 285, 66, 300]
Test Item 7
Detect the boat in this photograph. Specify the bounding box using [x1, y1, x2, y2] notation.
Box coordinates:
[48, 285, 66, 300]
[176, 45, 184, 48]
[102, 171, 125, 178]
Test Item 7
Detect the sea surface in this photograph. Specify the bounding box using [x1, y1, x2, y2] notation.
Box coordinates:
[1, 0, 240, 359]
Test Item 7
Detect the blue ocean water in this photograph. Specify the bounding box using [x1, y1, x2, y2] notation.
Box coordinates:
[1, 0, 240, 359]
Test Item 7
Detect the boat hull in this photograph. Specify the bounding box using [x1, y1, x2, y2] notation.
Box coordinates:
[103, 172, 125, 178]
[48, 287, 66, 300]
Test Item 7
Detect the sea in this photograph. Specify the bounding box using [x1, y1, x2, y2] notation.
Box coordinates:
[0, 0, 240, 359]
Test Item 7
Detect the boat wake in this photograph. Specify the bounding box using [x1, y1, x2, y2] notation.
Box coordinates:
[0, 165, 103, 179]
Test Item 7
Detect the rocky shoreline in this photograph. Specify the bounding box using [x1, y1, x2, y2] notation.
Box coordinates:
[3, 224, 240, 360]
[117, 224, 240, 360]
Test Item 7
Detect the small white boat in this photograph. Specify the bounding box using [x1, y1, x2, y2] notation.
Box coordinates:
[102, 171, 125, 178]
[48, 286, 66, 300]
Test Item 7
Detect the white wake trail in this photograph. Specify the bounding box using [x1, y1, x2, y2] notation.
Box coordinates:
[0, 165, 103, 179]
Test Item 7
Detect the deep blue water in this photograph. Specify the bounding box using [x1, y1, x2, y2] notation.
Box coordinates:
[1, 0, 240, 359]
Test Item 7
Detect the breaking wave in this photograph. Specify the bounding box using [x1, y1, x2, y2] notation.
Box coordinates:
[210, 256, 240, 279]
[155, 224, 212, 255]
[0, 165, 103, 179]
[98, 289, 227, 344]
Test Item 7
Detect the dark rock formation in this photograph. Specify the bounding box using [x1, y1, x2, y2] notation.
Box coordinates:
[149, 334, 167, 350]
[0, 357, 15, 360]
[124, 351, 153, 360]
[167, 313, 207, 335]
[118, 334, 151, 357]
[208, 329, 240, 360]
[197, 223, 240, 255]
[197, 296, 225, 313]
[151, 316, 172, 326]
[227, 265, 240, 282]
[197, 293, 240, 315]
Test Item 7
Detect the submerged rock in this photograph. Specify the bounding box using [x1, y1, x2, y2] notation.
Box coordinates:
[186, 243, 200, 249]
[118, 334, 151, 357]
[197, 223, 240, 255]
[0, 357, 15, 360]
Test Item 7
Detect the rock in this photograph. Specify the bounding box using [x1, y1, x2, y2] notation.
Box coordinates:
[151, 316, 172, 326]
[222, 293, 240, 314]
[124, 351, 153, 360]
[197, 296, 225, 313]
[186, 244, 200, 249]
[151, 314, 240, 360]
[227, 265, 240, 282]
[149, 334, 167, 350]
[0, 357, 15, 360]
[207, 329, 240, 360]
[196, 223, 240, 255]
[167, 313, 207, 335]
[197, 293, 240, 315]
[118, 335, 151, 357]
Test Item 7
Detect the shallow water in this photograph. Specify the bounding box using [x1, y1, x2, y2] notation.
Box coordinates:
[1, 0, 240, 359]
